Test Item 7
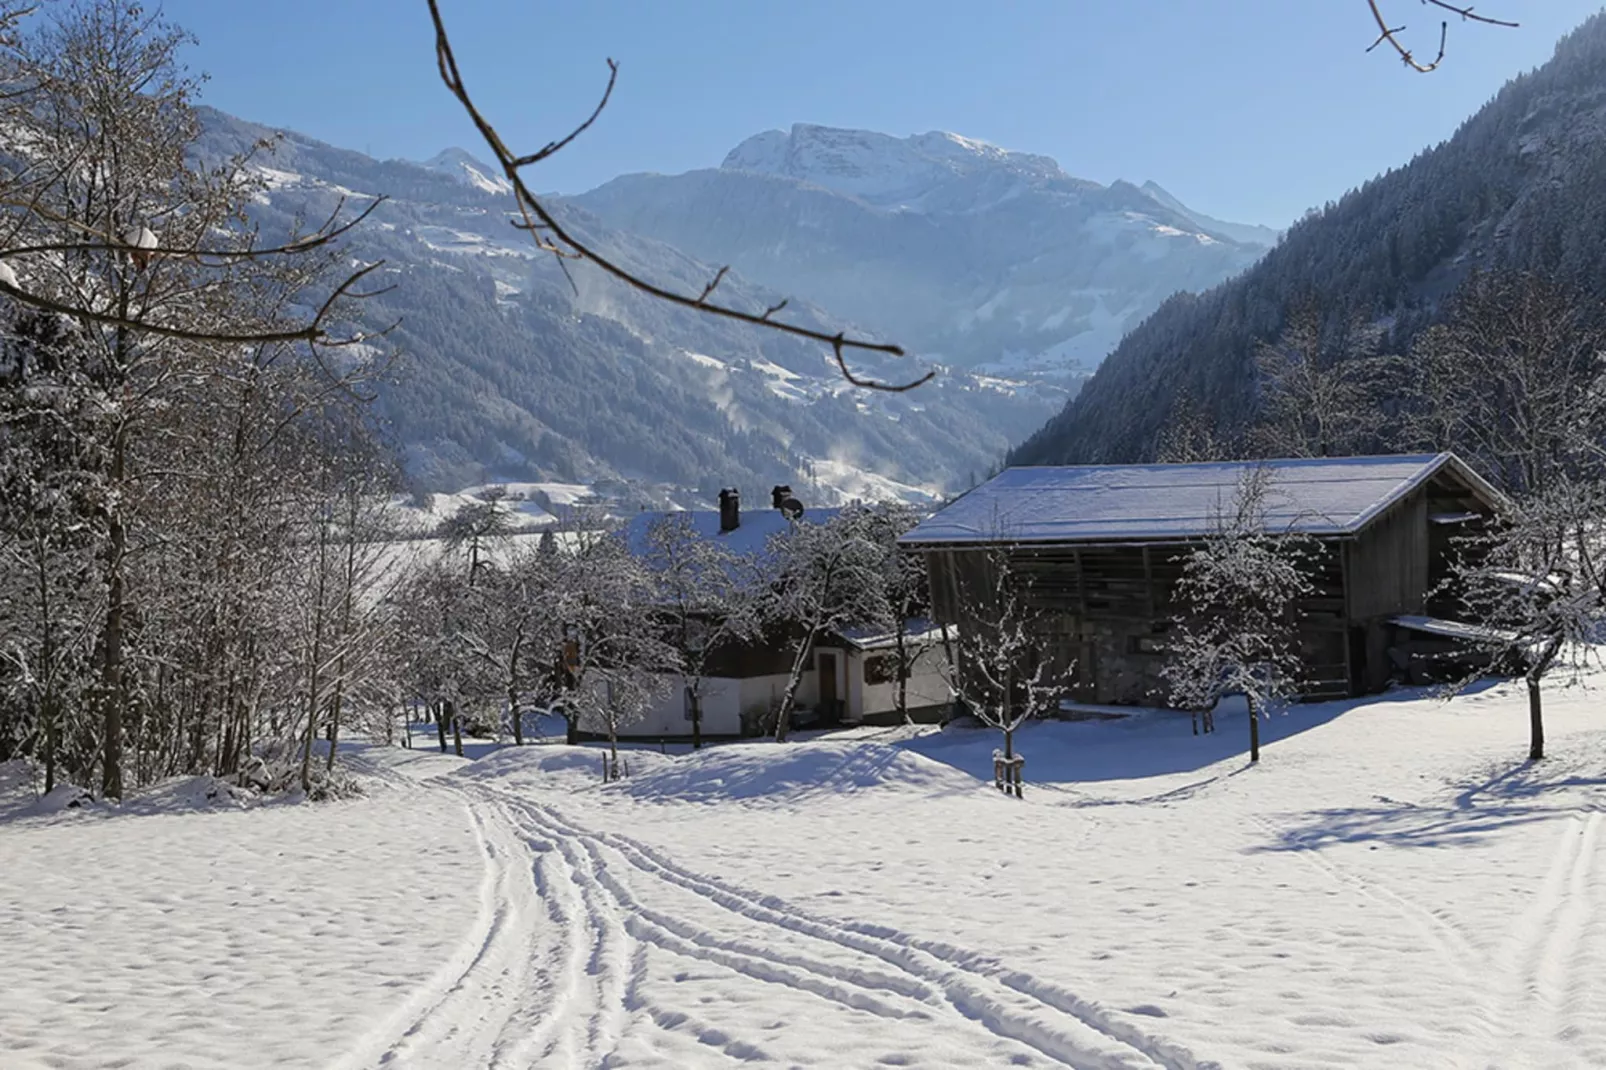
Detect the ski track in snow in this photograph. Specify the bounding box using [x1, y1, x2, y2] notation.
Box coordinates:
[339, 763, 1211, 1069]
[1481, 809, 1605, 1070]
[484, 787, 1207, 1069]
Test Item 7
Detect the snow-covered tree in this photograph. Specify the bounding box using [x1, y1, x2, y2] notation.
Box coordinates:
[455, 542, 566, 746]
[1408, 271, 1606, 497]
[858, 503, 930, 724]
[1252, 300, 1403, 459]
[1163, 466, 1313, 762]
[939, 544, 1063, 796]
[765, 508, 889, 742]
[441, 488, 515, 585]
[0, 1, 386, 799]
[560, 531, 676, 776]
[641, 513, 760, 749]
[1447, 475, 1606, 761]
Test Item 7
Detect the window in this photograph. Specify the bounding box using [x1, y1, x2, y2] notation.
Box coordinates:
[862, 652, 905, 685]
[1127, 635, 1165, 655]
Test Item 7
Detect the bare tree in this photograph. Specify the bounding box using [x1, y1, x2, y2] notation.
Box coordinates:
[641, 513, 760, 749]
[859, 503, 930, 724]
[560, 531, 676, 777]
[441, 487, 515, 585]
[1156, 389, 1238, 464]
[1408, 271, 1606, 497]
[1163, 466, 1313, 763]
[1252, 300, 1403, 459]
[765, 508, 888, 742]
[1447, 476, 1606, 761]
[0, 1, 389, 799]
[455, 541, 564, 747]
[939, 544, 1064, 797]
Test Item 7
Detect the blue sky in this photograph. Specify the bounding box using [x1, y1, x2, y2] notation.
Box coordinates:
[159, 1, 1601, 227]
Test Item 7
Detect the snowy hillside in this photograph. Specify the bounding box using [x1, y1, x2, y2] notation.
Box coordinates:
[578, 123, 1272, 379]
[417, 147, 514, 197]
[6, 676, 1605, 1067]
[191, 109, 1062, 498]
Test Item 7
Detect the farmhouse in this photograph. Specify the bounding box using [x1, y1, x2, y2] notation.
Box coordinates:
[620, 488, 950, 739]
[899, 453, 1505, 705]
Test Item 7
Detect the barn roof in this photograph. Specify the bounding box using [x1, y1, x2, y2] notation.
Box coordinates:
[899, 453, 1502, 547]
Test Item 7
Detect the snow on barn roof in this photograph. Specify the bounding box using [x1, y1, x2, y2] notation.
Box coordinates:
[623, 504, 842, 561]
[899, 453, 1500, 546]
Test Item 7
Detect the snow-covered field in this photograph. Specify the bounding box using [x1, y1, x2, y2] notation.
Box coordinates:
[4, 678, 1605, 1068]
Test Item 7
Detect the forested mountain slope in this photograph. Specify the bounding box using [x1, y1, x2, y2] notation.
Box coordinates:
[1013, 13, 1606, 466]
[194, 110, 1058, 499]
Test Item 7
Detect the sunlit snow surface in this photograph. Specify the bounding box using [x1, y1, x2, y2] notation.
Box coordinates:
[4, 676, 1606, 1068]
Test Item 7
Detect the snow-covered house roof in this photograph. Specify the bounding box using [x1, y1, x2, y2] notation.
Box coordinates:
[623, 505, 842, 562]
[833, 619, 951, 651]
[899, 453, 1504, 547]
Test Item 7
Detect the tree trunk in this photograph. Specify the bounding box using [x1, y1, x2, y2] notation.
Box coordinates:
[327, 512, 359, 774]
[300, 522, 330, 793]
[435, 701, 448, 753]
[509, 689, 523, 746]
[774, 627, 818, 743]
[939, 622, 960, 724]
[42, 694, 57, 795]
[100, 483, 127, 801]
[1526, 673, 1545, 761]
[1247, 696, 1261, 763]
[895, 622, 910, 725]
[565, 711, 578, 746]
[449, 699, 464, 758]
[690, 688, 703, 750]
[608, 725, 620, 781]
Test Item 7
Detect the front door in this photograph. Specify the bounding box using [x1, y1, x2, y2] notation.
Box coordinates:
[817, 650, 840, 724]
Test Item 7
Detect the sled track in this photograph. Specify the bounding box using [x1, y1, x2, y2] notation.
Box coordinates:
[505, 794, 1218, 1070]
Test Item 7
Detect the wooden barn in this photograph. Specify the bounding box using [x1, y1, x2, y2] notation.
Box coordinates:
[898, 453, 1506, 705]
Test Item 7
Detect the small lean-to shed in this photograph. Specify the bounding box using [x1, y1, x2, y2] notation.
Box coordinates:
[898, 453, 1505, 706]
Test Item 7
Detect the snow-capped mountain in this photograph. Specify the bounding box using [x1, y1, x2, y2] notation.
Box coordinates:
[193, 109, 1060, 501]
[417, 147, 513, 197]
[1138, 180, 1282, 248]
[719, 125, 1069, 211]
[577, 123, 1273, 379]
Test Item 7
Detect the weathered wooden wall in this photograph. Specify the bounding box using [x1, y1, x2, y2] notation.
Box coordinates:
[921, 530, 1375, 706]
[1345, 490, 1429, 622]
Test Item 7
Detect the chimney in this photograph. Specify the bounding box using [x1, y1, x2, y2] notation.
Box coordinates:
[772, 484, 804, 521]
[718, 488, 740, 533]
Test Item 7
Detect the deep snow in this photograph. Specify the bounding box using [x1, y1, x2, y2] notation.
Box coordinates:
[3, 677, 1604, 1068]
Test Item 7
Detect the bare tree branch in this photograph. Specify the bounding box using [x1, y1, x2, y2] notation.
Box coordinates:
[425, 0, 933, 393]
[0, 196, 385, 264]
[1365, 0, 1518, 72]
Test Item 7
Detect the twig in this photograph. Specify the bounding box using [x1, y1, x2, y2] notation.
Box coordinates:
[0, 197, 385, 264]
[425, 0, 932, 392]
[1365, 0, 1517, 72]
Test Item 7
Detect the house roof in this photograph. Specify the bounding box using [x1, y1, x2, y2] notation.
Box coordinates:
[899, 453, 1503, 547]
[623, 505, 842, 562]
[834, 619, 950, 651]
